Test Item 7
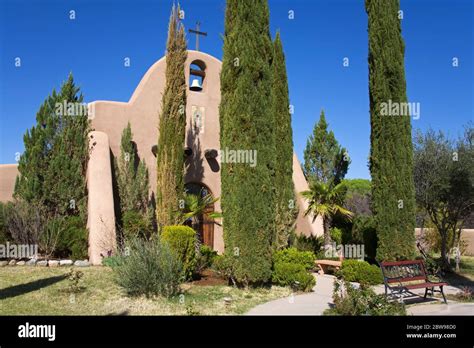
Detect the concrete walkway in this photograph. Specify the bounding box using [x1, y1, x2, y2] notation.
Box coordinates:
[247, 274, 333, 315]
[247, 274, 473, 316]
[407, 302, 474, 315]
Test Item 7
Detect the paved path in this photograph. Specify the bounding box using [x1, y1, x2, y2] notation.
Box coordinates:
[247, 274, 472, 316]
[407, 302, 474, 315]
[247, 274, 333, 315]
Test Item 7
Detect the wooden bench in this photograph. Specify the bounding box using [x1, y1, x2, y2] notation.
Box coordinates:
[379, 260, 448, 304]
[315, 260, 342, 275]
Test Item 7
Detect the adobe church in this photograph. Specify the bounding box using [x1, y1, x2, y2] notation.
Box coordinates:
[0, 50, 323, 264]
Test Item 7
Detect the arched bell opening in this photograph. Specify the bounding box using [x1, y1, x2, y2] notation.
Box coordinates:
[189, 60, 206, 92]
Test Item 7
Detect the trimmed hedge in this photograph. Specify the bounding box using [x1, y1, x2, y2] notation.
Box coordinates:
[161, 225, 197, 280]
[338, 259, 383, 285]
[272, 262, 315, 292]
[273, 247, 316, 270]
[272, 247, 316, 292]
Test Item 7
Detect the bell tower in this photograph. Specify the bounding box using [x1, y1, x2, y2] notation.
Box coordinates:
[189, 60, 206, 92]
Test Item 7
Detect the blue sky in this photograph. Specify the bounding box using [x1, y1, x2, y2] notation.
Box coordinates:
[0, 0, 472, 179]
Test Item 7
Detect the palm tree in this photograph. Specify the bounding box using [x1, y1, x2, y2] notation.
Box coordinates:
[301, 181, 353, 245]
[181, 190, 222, 230]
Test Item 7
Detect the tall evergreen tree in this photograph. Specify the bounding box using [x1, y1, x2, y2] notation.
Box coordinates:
[117, 122, 149, 215]
[272, 32, 296, 249]
[15, 73, 90, 219]
[366, 0, 416, 260]
[220, 0, 275, 284]
[14, 98, 54, 205]
[44, 74, 90, 218]
[156, 5, 187, 227]
[303, 110, 349, 185]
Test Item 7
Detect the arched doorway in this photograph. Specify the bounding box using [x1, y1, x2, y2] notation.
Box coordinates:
[184, 182, 214, 248]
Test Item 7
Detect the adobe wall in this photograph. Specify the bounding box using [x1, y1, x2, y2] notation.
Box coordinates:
[0, 164, 18, 202]
[292, 154, 324, 237]
[87, 131, 116, 264]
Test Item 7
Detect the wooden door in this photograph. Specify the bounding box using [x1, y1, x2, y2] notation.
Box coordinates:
[202, 205, 214, 248]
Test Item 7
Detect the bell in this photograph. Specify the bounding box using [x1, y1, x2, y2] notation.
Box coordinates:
[190, 78, 202, 91]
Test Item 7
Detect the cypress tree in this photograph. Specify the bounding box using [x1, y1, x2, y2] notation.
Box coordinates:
[303, 110, 349, 186]
[366, 0, 415, 260]
[156, 5, 187, 227]
[272, 32, 296, 249]
[220, 0, 275, 284]
[117, 122, 149, 215]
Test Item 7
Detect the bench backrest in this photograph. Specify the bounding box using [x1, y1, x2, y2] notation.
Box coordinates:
[379, 260, 428, 284]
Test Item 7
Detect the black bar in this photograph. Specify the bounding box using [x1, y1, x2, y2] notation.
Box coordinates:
[0, 315, 472, 346]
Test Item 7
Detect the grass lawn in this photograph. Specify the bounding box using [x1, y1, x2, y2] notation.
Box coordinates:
[0, 266, 291, 315]
[432, 255, 474, 287]
[452, 255, 474, 280]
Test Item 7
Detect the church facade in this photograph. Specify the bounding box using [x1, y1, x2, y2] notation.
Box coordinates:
[0, 50, 323, 264]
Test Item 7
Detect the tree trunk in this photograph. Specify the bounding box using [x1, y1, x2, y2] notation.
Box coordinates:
[323, 217, 332, 246]
[440, 231, 452, 272]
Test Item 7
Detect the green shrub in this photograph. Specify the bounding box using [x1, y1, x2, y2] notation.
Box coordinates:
[338, 259, 383, 285]
[212, 254, 238, 285]
[4, 200, 45, 245]
[161, 225, 197, 280]
[196, 245, 217, 274]
[55, 216, 88, 260]
[324, 279, 405, 316]
[341, 227, 353, 245]
[314, 247, 341, 261]
[40, 217, 65, 258]
[420, 256, 442, 277]
[351, 216, 377, 262]
[66, 268, 85, 293]
[293, 234, 324, 254]
[330, 227, 343, 244]
[273, 247, 316, 270]
[0, 202, 12, 243]
[102, 255, 123, 268]
[122, 211, 152, 241]
[113, 238, 183, 298]
[272, 262, 315, 292]
[272, 247, 316, 292]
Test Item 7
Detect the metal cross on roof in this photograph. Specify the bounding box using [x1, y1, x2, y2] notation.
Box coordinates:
[188, 21, 207, 51]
